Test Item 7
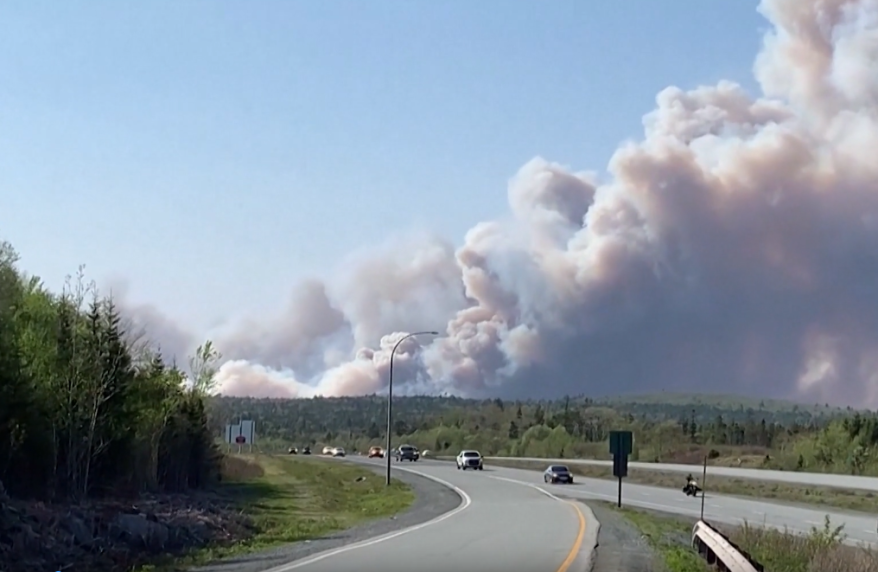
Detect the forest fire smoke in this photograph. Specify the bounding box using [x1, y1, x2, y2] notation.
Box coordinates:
[125, 0, 878, 405]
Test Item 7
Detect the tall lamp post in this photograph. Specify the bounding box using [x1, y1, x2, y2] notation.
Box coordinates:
[386, 330, 439, 486]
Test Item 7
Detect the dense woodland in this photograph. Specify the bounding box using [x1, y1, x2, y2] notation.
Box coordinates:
[211, 392, 878, 475]
[0, 242, 222, 500]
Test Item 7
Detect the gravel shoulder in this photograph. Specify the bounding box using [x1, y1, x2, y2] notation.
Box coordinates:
[581, 501, 667, 572]
[193, 461, 462, 572]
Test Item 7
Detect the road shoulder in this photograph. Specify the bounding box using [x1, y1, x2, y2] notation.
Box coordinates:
[582, 501, 668, 572]
[193, 460, 462, 572]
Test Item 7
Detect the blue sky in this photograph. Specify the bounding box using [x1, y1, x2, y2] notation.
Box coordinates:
[1, 1, 766, 333]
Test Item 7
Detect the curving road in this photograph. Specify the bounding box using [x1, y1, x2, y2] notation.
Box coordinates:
[262, 457, 599, 572]
[420, 457, 876, 546]
[344, 458, 877, 548]
[495, 456, 878, 492]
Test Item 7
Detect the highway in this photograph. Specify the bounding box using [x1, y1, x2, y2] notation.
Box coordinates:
[261, 456, 876, 572]
[496, 456, 878, 492]
[262, 457, 598, 572]
[447, 458, 874, 546]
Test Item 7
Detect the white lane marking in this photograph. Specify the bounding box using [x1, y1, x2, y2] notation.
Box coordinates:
[262, 466, 472, 572]
[487, 474, 569, 503]
[488, 467, 878, 547]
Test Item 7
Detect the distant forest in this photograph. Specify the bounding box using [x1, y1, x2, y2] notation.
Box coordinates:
[209, 392, 853, 444]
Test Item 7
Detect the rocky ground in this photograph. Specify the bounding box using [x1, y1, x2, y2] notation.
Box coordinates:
[0, 479, 257, 572]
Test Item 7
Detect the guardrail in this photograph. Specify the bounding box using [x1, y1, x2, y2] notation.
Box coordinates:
[691, 520, 764, 571]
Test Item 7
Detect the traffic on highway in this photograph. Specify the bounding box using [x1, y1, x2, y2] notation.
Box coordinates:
[259, 450, 877, 571]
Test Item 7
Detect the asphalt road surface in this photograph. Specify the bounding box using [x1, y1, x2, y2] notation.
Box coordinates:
[261, 458, 599, 572]
[410, 459, 878, 545]
[498, 456, 878, 492]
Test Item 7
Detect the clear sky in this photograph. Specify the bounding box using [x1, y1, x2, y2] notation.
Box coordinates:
[1, 1, 766, 335]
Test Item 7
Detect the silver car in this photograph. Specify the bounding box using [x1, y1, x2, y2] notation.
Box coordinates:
[456, 450, 484, 470]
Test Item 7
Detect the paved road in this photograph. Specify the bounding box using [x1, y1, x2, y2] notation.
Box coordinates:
[262, 458, 598, 572]
[497, 456, 878, 491]
[357, 458, 877, 548]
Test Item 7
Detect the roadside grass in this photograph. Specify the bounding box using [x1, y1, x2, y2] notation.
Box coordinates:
[610, 502, 878, 572]
[137, 454, 414, 572]
[603, 503, 709, 572]
[722, 516, 878, 572]
[455, 457, 878, 513]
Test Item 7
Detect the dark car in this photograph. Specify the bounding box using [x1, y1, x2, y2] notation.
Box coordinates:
[301, 446, 311, 455]
[395, 445, 419, 462]
[543, 465, 574, 484]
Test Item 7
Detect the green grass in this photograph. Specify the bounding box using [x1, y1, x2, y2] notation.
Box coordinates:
[608, 504, 709, 572]
[136, 454, 415, 572]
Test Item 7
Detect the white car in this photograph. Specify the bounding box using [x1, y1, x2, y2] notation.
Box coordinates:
[456, 450, 483, 470]
[332, 447, 346, 457]
[322, 446, 333, 455]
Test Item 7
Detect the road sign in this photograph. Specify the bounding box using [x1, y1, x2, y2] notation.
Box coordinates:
[235, 435, 246, 444]
[609, 430, 634, 507]
[609, 430, 633, 456]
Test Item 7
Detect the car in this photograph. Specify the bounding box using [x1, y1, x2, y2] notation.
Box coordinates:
[395, 445, 419, 462]
[322, 446, 333, 455]
[456, 450, 483, 470]
[332, 447, 346, 457]
[287, 447, 297, 454]
[368, 446, 384, 458]
[543, 464, 574, 484]
[301, 446, 311, 455]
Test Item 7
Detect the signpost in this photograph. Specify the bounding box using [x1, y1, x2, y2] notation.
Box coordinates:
[609, 430, 633, 507]
[700, 453, 708, 519]
[225, 420, 256, 453]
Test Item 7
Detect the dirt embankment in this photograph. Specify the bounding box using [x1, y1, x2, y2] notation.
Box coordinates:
[0, 468, 257, 572]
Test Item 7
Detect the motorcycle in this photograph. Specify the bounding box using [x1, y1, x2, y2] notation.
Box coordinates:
[682, 482, 702, 497]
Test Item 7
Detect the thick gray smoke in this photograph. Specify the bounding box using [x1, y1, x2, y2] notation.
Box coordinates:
[123, 0, 878, 405]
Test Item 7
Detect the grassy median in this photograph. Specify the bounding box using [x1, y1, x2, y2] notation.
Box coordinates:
[139, 454, 414, 571]
[470, 458, 878, 513]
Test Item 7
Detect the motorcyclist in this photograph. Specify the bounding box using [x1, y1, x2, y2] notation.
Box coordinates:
[685, 473, 698, 490]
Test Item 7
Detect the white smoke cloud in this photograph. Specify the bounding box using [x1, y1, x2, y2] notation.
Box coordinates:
[121, 0, 878, 406]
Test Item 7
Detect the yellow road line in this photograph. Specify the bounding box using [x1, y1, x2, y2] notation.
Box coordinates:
[556, 501, 586, 572]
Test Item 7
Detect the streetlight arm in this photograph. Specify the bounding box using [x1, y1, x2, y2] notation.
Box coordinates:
[385, 330, 439, 486]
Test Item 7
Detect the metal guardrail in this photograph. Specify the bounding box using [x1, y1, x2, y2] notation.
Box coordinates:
[691, 520, 764, 571]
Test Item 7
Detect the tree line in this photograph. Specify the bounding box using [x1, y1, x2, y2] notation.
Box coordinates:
[0, 242, 223, 501]
[211, 392, 878, 474]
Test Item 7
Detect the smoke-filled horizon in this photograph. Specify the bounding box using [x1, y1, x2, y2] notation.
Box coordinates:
[116, 0, 878, 406]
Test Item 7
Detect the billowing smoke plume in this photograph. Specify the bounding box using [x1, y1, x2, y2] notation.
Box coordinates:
[123, 0, 878, 405]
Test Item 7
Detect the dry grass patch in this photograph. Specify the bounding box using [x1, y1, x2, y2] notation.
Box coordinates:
[612, 504, 878, 572]
[724, 516, 878, 572]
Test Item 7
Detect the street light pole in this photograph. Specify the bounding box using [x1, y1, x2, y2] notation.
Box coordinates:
[386, 330, 439, 486]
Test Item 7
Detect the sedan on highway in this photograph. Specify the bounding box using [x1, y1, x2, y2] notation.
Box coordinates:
[456, 450, 484, 470]
[331, 447, 346, 457]
[543, 465, 574, 484]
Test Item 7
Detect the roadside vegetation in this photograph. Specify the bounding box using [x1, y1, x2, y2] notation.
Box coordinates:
[141, 454, 415, 571]
[460, 457, 878, 514]
[0, 244, 416, 572]
[0, 243, 222, 501]
[614, 506, 878, 572]
[724, 516, 878, 572]
[605, 504, 709, 572]
[212, 392, 878, 478]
